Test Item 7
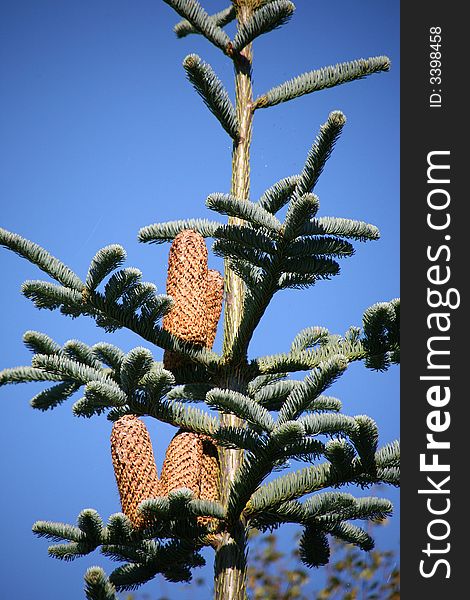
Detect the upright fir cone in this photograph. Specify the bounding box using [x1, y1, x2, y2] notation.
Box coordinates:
[110, 415, 160, 528]
[205, 269, 224, 349]
[162, 230, 224, 370]
[159, 429, 220, 526]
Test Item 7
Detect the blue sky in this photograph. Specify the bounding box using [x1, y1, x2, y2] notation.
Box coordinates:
[0, 1, 399, 598]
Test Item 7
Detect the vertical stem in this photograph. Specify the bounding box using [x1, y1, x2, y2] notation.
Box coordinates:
[216, 3, 255, 600]
[220, 2, 255, 504]
[222, 9, 254, 361]
[213, 524, 248, 600]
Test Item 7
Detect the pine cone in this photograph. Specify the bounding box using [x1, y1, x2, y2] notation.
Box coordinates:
[205, 269, 224, 349]
[162, 230, 223, 370]
[110, 415, 160, 527]
[163, 230, 209, 346]
[159, 429, 220, 526]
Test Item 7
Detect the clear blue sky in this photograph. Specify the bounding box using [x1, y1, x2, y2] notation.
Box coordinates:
[0, 1, 399, 598]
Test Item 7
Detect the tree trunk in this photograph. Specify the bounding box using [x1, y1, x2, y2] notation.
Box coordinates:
[216, 2, 255, 599]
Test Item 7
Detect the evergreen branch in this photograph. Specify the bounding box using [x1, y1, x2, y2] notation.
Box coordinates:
[278, 356, 348, 422]
[255, 340, 367, 375]
[362, 299, 400, 370]
[139, 399, 219, 435]
[254, 56, 391, 109]
[252, 379, 301, 409]
[330, 522, 374, 551]
[120, 347, 154, 393]
[287, 236, 354, 258]
[307, 496, 393, 531]
[228, 423, 321, 521]
[168, 486, 196, 511]
[269, 420, 304, 448]
[279, 436, 325, 462]
[252, 491, 376, 530]
[248, 450, 397, 512]
[31, 354, 116, 386]
[349, 415, 379, 473]
[142, 366, 176, 399]
[183, 54, 239, 139]
[299, 526, 330, 567]
[376, 466, 400, 486]
[263, 499, 306, 526]
[227, 447, 272, 521]
[109, 562, 163, 590]
[174, 5, 236, 38]
[301, 491, 356, 521]
[294, 111, 346, 196]
[0, 366, 63, 386]
[282, 193, 320, 240]
[109, 542, 201, 588]
[0, 227, 84, 291]
[102, 541, 152, 564]
[213, 223, 277, 254]
[152, 327, 221, 370]
[134, 294, 173, 324]
[84, 567, 118, 600]
[301, 216, 380, 241]
[104, 268, 142, 303]
[255, 350, 320, 374]
[213, 239, 272, 270]
[163, 0, 231, 52]
[91, 343, 125, 371]
[276, 272, 319, 290]
[39, 511, 105, 559]
[85, 290, 220, 369]
[305, 395, 343, 412]
[323, 438, 356, 473]
[225, 258, 265, 288]
[280, 255, 340, 279]
[82, 289, 150, 334]
[23, 330, 62, 355]
[206, 388, 275, 432]
[78, 509, 105, 544]
[206, 193, 282, 233]
[247, 373, 288, 396]
[48, 542, 93, 561]
[231, 1, 295, 53]
[106, 513, 136, 544]
[32, 520, 85, 543]
[63, 339, 104, 370]
[138, 219, 222, 244]
[297, 413, 358, 438]
[72, 381, 128, 418]
[229, 280, 278, 361]
[138, 497, 171, 519]
[257, 175, 300, 214]
[248, 506, 298, 531]
[22, 280, 84, 312]
[85, 245, 127, 291]
[121, 282, 158, 312]
[290, 326, 330, 352]
[247, 462, 340, 512]
[166, 383, 214, 402]
[333, 496, 392, 523]
[212, 425, 262, 452]
[188, 499, 226, 519]
[30, 381, 81, 411]
[375, 440, 400, 469]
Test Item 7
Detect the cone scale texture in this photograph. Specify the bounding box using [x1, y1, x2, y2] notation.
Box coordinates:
[110, 415, 160, 527]
[205, 269, 224, 349]
[159, 429, 220, 502]
[163, 230, 224, 370]
[163, 230, 209, 346]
